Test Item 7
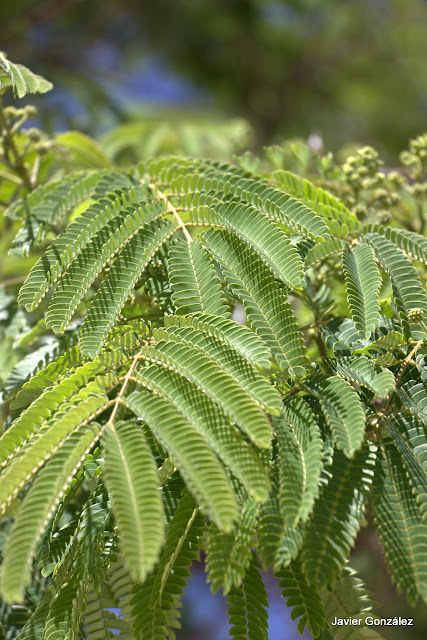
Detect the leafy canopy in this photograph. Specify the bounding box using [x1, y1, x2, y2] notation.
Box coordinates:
[1, 56, 427, 640]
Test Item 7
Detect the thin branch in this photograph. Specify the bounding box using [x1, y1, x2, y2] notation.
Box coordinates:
[152, 183, 193, 243]
[106, 350, 141, 430]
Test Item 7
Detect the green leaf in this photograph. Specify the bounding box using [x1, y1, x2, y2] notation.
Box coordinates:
[0, 360, 103, 465]
[56, 131, 112, 170]
[276, 560, 326, 637]
[321, 566, 384, 640]
[326, 355, 395, 399]
[143, 336, 273, 448]
[373, 441, 427, 605]
[204, 229, 308, 377]
[364, 224, 427, 265]
[79, 217, 177, 357]
[102, 420, 165, 582]
[227, 553, 269, 640]
[363, 231, 427, 339]
[17, 178, 147, 309]
[207, 485, 259, 594]
[342, 244, 381, 340]
[302, 445, 377, 588]
[276, 397, 323, 526]
[127, 387, 239, 530]
[9, 172, 103, 257]
[135, 364, 270, 501]
[354, 331, 404, 357]
[384, 415, 427, 523]
[164, 313, 273, 368]
[398, 380, 427, 424]
[155, 323, 281, 415]
[131, 491, 204, 639]
[274, 169, 353, 219]
[305, 375, 366, 457]
[305, 237, 344, 268]
[0, 384, 107, 515]
[84, 578, 131, 639]
[213, 198, 304, 288]
[0, 52, 52, 97]
[168, 238, 229, 316]
[0, 423, 100, 603]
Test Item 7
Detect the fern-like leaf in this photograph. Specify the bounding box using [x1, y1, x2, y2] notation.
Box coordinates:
[0, 423, 100, 603]
[135, 364, 270, 501]
[342, 244, 381, 340]
[131, 491, 204, 640]
[227, 552, 269, 640]
[373, 441, 427, 605]
[168, 237, 229, 316]
[164, 313, 272, 368]
[102, 420, 165, 583]
[142, 336, 273, 447]
[363, 231, 427, 338]
[325, 355, 395, 399]
[302, 445, 377, 589]
[126, 387, 239, 530]
[276, 397, 323, 526]
[204, 229, 308, 377]
[304, 375, 366, 457]
[276, 560, 326, 637]
[9, 172, 102, 256]
[207, 483, 259, 594]
[0, 384, 107, 515]
[79, 217, 177, 357]
[320, 566, 384, 639]
[0, 51, 52, 97]
[383, 415, 427, 523]
[17, 179, 147, 311]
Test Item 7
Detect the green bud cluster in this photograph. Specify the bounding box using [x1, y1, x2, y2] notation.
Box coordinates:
[373, 188, 400, 208]
[351, 203, 369, 220]
[407, 308, 424, 323]
[147, 260, 166, 277]
[387, 171, 406, 188]
[410, 183, 427, 198]
[377, 209, 392, 225]
[26, 127, 42, 142]
[2, 105, 38, 121]
[409, 133, 427, 159]
[34, 140, 53, 155]
[342, 146, 383, 191]
[400, 134, 427, 179]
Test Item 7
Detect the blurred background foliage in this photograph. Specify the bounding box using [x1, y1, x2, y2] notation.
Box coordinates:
[0, 0, 426, 157]
[1, 1, 427, 638]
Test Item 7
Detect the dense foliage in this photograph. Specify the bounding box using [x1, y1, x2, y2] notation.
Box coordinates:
[1, 55, 427, 640]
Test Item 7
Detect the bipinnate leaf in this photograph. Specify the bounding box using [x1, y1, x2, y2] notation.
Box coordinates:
[276, 397, 323, 526]
[343, 244, 381, 340]
[227, 553, 269, 640]
[127, 387, 239, 530]
[320, 566, 385, 639]
[168, 237, 229, 316]
[302, 445, 377, 589]
[102, 420, 165, 582]
[207, 485, 259, 594]
[373, 441, 427, 605]
[0, 424, 100, 603]
[305, 375, 366, 457]
[276, 560, 326, 637]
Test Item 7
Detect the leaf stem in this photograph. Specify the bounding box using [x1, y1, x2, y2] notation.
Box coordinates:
[152, 184, 193, 243]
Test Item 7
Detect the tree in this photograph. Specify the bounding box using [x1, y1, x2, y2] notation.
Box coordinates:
[0, 54, 427, 640]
